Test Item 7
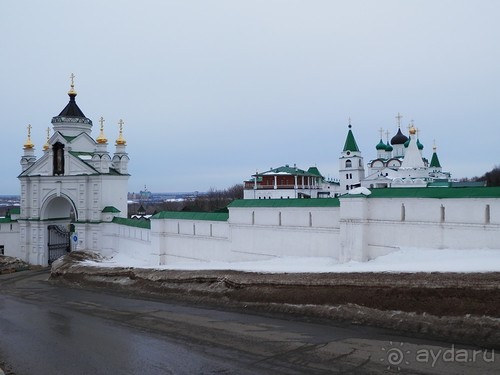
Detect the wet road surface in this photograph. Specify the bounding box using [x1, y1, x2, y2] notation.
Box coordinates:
[0, 269, 498, 374]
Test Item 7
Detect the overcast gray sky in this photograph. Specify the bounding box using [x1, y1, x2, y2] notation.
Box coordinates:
[1, 0, 498, 194]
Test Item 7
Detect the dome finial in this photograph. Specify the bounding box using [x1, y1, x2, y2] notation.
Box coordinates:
[24, 124, 34, 149]
[395, 112, 403, 128]
[68, 73, 77, 95]
[348, 117, 352, 129]
[96, 116, 108, 144]
[43, 127, 51, 151]
[116, 119, 126, 145]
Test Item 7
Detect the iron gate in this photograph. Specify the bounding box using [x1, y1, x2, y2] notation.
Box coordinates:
[48, 225, 70, 264]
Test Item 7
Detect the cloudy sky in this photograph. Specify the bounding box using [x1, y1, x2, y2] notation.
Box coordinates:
[1, 1, 498, 194]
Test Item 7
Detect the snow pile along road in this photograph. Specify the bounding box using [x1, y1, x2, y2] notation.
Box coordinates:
[83, 247, 500, 273]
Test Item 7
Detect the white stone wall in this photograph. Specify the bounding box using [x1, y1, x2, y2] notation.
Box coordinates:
[0, 221, 19, 257]
[99, 222, 156, 264]
[340, 196, 500, 262]
[151, 219, 231, 264]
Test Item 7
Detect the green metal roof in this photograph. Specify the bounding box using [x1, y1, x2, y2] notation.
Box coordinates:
[256, 165, 317, 177]
[9, 207, 20, 215]
[112, 217, 151, 229]
[307, 166, 323, 177]
[62, 135, 78, 142]
[229, 198, 341, 208]
[102, 206, 121, 213]
[430, 152, 441, 168]
[151, 211, 229, 221]
[343, 127, 360, 152]
[343, 187, 500, 199]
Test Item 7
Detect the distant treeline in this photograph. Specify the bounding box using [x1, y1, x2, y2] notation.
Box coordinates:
[129, 184, 244, 215]
[462, 165, 500, 187]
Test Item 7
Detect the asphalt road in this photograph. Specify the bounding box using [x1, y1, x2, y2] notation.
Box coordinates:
[0, 270, 498, 375]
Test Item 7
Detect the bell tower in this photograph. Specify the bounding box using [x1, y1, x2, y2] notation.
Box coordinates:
[339, 120, 365, 193]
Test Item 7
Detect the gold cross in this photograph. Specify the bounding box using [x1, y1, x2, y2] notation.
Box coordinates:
[99, 116, 105, 131]
[46, 127, 50, 140]
[118, 119, 124, 132]
[70, 73, 75, 86]
[27, 124, 32, 136]
[395, 112, 403, 127]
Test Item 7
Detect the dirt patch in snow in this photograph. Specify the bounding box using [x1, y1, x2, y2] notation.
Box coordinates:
[51, 251, 500, 348]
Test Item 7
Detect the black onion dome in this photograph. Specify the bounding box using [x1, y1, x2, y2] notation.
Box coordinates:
[391, 128, 409, 145]
[58, 92, 86, 117]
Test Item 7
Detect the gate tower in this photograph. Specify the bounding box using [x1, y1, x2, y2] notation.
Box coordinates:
[18, 75, 130, 265]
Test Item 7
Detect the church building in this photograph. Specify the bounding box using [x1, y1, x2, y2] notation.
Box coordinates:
[17, 76, 129, 265]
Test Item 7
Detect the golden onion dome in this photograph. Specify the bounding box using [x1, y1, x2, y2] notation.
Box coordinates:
[24, 124, 35, 149]
[96, 116, 108, 144]
[115, 119, 126, 145]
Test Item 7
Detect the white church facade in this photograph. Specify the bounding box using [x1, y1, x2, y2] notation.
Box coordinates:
[1, 80, 499, 267]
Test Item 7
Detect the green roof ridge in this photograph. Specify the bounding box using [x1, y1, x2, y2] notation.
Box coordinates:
[229, 198, 340, 208]
[151, 211, 229, 221]
[344, 187, 500, 199]
[112, 217, 151, 229]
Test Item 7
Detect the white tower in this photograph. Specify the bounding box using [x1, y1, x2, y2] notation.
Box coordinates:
[339, 121, 365, 193]
[17, 75, 130, 265]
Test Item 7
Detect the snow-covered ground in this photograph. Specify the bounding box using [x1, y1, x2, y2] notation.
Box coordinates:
[85, 247, 500, 273]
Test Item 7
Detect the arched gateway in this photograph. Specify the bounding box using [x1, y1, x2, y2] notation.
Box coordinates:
[18, 76, 130, 266]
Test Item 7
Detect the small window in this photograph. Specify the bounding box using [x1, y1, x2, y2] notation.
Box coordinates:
[345, 159, 352, 168]
[485, 204, 490, 224]
[440, 205, 445, 223]
[401, 204, 406, 222]
[279, 212, 282, 226]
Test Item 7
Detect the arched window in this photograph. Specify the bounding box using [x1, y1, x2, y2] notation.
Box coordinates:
[53, 142, 65, 176]
[345, 159, 352, 168]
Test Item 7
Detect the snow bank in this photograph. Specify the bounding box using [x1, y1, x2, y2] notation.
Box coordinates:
[84, 247, 500, 273]
[348, 186, 371, 195]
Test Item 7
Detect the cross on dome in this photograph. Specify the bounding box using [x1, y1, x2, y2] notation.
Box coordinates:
[116, 119, 126, 145]
[68, 73, 77, 95]
[24, 124, 34, 149]
[395, 112, 403, 128]
[96, 116, 108, 144]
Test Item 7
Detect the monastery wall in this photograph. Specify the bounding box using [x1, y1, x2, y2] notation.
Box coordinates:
[228, 206, 341, 260]
[339, 195, 500, 262]
[99, 222, 156, 264]
[150, 219, 231, 264]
